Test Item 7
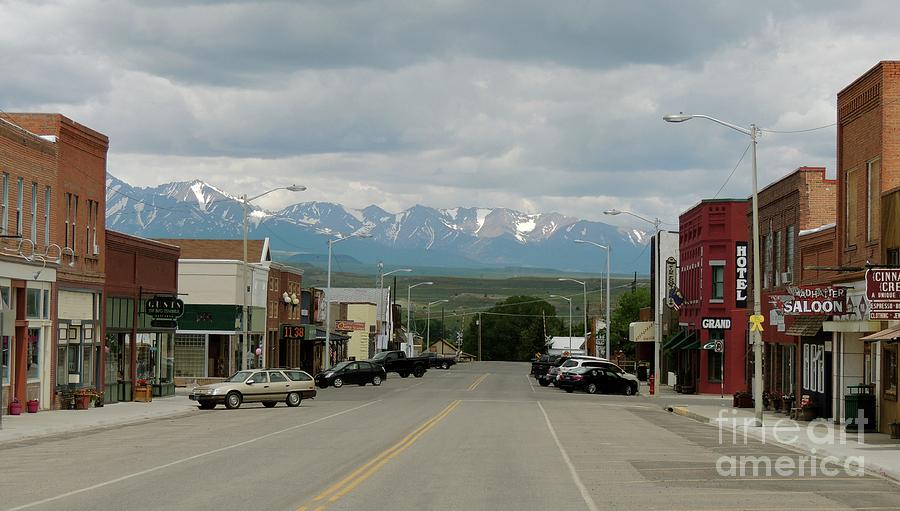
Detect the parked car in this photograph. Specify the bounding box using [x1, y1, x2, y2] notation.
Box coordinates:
[556, 356, 610, 379]
[315, 361, 387, 388]
[189, 368, 317, 409]
[420, 352, 457, 369]
[368, 350, 428, 378]
[531, 354, 561, 384]
[556, 365, 639, 395]
[538, 355, 606, 386]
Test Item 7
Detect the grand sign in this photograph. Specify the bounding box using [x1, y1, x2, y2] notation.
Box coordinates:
[735, 242, 748, 309]
[772, 286, 848, 315]
[145, 296, 184, 319]
[702, 317, 732, 330]
[866, 268, 900, 320]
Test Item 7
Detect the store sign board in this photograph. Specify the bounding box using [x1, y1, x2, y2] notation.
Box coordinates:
[735, 242, 748, 309]
[866, 269, 900, 320]
[335, 320, 366, 331]
[701, 317, 732, 330]
[773, 286, 848, 315]
[150, 319, 177, 329]
[146, 296, 184, 319]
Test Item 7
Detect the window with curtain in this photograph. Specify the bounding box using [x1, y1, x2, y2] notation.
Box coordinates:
[711, 264, 724, 300]
[16, 177, 23, 236]
[775, 230, 783, 286]
[30, 182, 37, 243]
[764, 233, 773, 288]
[1, 173, 7, 234]
[786, 225, 795, 281]
[868, 158, 881, 242]
[846, 168, 858, 245]
[44, 186, 51, 246]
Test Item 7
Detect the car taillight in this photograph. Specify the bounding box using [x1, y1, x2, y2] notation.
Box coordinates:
[572, 375, 583, 381]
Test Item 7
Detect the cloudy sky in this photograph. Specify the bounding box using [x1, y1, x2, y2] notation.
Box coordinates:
[1, 1, 895, 229]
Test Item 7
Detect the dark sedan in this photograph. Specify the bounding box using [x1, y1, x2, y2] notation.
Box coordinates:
[315, 361, 387, 388]
[557, 365, 639, 395]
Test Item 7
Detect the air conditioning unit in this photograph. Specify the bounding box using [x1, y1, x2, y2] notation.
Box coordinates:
[781, 270, 792, 284]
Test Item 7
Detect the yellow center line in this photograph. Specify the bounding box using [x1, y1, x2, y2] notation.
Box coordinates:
[467, 373, 489, 391]
[296, 400, 461, 511]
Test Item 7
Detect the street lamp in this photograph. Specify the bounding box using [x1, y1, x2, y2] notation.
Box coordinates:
[324, 232, 373, 370]
[558, 278, 587, 341]
[241, 184, 306, 370]
[574, 240, 611, 360]
[664, 112, 764, 426]
[407, 281, 434, 356]
[376, 265, 412, 352]
[549, 295, 573, 353]
[426, 299, 449, 351]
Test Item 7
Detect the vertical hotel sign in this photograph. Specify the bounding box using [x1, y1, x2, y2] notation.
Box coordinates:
[735, 241, 748, 308]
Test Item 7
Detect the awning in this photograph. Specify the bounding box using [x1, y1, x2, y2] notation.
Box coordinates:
[673, 330, 700, 350]
[629, 321, 656, 342]
[785, 316, 826, 337]
[662, 329, 687, 350]
[861, 324, 900, 342]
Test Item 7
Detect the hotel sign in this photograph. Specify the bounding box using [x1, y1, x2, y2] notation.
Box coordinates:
[735, 242, 748, 309]
[866, 269, 900, 320]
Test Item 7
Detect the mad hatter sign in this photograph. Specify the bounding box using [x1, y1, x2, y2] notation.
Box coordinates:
[866, 268, 900, 320]
[776, 286, 848, 315]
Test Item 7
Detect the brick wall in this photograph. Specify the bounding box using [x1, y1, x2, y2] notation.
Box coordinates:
[798, 226, 838, 286]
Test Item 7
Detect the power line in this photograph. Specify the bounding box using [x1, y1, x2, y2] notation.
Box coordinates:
[713, 142, 751, 199]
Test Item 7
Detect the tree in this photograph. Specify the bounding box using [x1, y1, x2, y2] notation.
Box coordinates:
[609, 288, 650, 356]
[462, 296, 563, 361]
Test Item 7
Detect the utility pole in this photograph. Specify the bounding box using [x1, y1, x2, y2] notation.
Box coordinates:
[632, 272, 637, 293]
[477, 312, 482, 361]
[441, 306, 445, 341]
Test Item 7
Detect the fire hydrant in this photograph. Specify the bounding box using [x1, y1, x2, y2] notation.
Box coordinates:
[649, 374, 655, 395]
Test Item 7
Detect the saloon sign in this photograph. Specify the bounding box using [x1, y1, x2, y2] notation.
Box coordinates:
[866, 268, 900, 320]
[774, 286, 847, 315]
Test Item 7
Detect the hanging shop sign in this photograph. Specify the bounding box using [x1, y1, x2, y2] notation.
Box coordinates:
[866, 268, 900, 320]
[772, 286, 848, 315]
[735, 242, 749, 309]
[701, 317, 732, 330]
[335, 320, 366, 331]
[702, 339, 724, 352]
[146, 296, 184, 319]
[665, 256, 679, 309]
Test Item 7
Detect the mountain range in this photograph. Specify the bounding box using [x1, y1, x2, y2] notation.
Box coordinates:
[106, 176, 650, 274]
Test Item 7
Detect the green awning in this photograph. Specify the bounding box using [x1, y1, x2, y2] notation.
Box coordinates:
[662, 329, 687, 350]
[676, 330, 700, 350]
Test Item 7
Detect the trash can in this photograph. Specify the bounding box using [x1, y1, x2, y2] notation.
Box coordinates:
[844, 384, 877, 432]
[637, 364, 649, 382]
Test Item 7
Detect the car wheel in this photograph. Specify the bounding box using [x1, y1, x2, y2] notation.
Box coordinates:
[399, 372, 409, 378]
[414, 366, 425, 378]
[263, 401, 277, 408]
[586, 383, 598, 395]
[538, 379, 550, 387]
[441, 361, 449, 370]
[373, 375, 382, 386]
[197, 400, 215, 410]
[285, 392, 301, 407]
[565, 388, 574, 393]
[333, 377, 344, 388]
[225, 392, 242, 410]
[625, 385, 636, 396]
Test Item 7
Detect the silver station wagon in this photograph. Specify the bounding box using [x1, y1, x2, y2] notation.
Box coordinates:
[190, 369, 317, 409]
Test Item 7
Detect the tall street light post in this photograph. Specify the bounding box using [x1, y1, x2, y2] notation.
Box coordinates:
[407, 281, 434, 356]
[549, 295, 573, 353]
[558, 278, 587, 341]
[664, 112, 763, 426]
[603, 210, 662, 383]
[324, 232, 373, 370]
[426, 299, 449, 351]
[574, 240, 611, 359]
[378, 266, 412, 352]
[241, 184, 306, 370]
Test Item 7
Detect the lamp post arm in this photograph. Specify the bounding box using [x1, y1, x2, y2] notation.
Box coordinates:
[690, 115, 752, 136]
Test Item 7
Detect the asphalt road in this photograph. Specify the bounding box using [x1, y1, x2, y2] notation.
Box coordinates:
[2, 362, 900, 511]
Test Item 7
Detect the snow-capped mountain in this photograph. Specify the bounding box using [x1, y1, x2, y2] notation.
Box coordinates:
[106, 176, 650, 273]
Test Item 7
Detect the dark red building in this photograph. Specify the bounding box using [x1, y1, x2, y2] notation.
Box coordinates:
[673, 199, 749, 395]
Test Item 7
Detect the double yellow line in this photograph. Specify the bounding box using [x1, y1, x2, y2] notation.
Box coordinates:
[468, 373, 489, 391]
[297, 399, 461, 511]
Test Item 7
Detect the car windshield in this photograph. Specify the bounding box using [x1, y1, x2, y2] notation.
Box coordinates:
[370, 352, 388, 361]
[331, 361, 351, 372]
[561, 359, 578, 368]
[571, 367, 592, 374]
[224, 371, 253, 382]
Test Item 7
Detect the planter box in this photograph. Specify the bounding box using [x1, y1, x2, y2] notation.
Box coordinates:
[733, 395, 754, 408]
[74, 395, 91, 410]
[133, 386, 153, 402]
[26, 400, 39, 413]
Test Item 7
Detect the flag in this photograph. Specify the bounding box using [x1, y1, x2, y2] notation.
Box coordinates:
[668, 288, 685, 310]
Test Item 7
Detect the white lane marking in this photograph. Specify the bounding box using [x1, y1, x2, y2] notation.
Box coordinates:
[526, 375, 536, 392]
[5, 400, 381, 511]
[537, 401, 599, 511]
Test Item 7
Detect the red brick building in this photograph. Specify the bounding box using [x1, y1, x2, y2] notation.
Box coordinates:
[267, 262, 303, 368]
[673, 199, 749, 395]
[751, 166, 836, 409]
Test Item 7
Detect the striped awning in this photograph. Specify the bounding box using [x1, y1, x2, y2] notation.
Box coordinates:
[785, 316, 826, 337]
[662, 329, 687, 351]
[861, 324, 900, 342]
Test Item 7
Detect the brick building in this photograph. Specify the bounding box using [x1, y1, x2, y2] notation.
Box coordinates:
[266, 262, 304, 368]
[750, 166, 836, 410]
[825, 61, 900, 433]
[672, 199, 749, 395]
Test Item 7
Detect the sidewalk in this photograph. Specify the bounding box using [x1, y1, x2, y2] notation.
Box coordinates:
[667, 402, 900, 483]
[0, 390, 197, 446]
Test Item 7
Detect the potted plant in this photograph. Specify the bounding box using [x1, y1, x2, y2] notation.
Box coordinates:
[74, 387, 96, 410]
[134, 378, 152, 402]
[93, 392, 104, 408]
[26, 399, 39, 413]
[733, 391, 754, 408]
[797, 401, 817, 421]
[762, 390, 771, 410]
[8, 397, 22, 415]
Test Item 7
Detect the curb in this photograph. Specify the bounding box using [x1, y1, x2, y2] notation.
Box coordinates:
[665, 405, 900, 485]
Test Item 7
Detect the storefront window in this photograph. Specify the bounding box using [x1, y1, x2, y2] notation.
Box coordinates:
[136, 333, 154, 381]
[884, 345, 898, 398]
[106, 333, 121, 384]
[175, 334, 206, 378]
[707, 329, 723, 382]
[1, 335, 9, 385]
[156, 333, 174, 384]
[26, 327, 39, 380]
[26, 288, 41, 318]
